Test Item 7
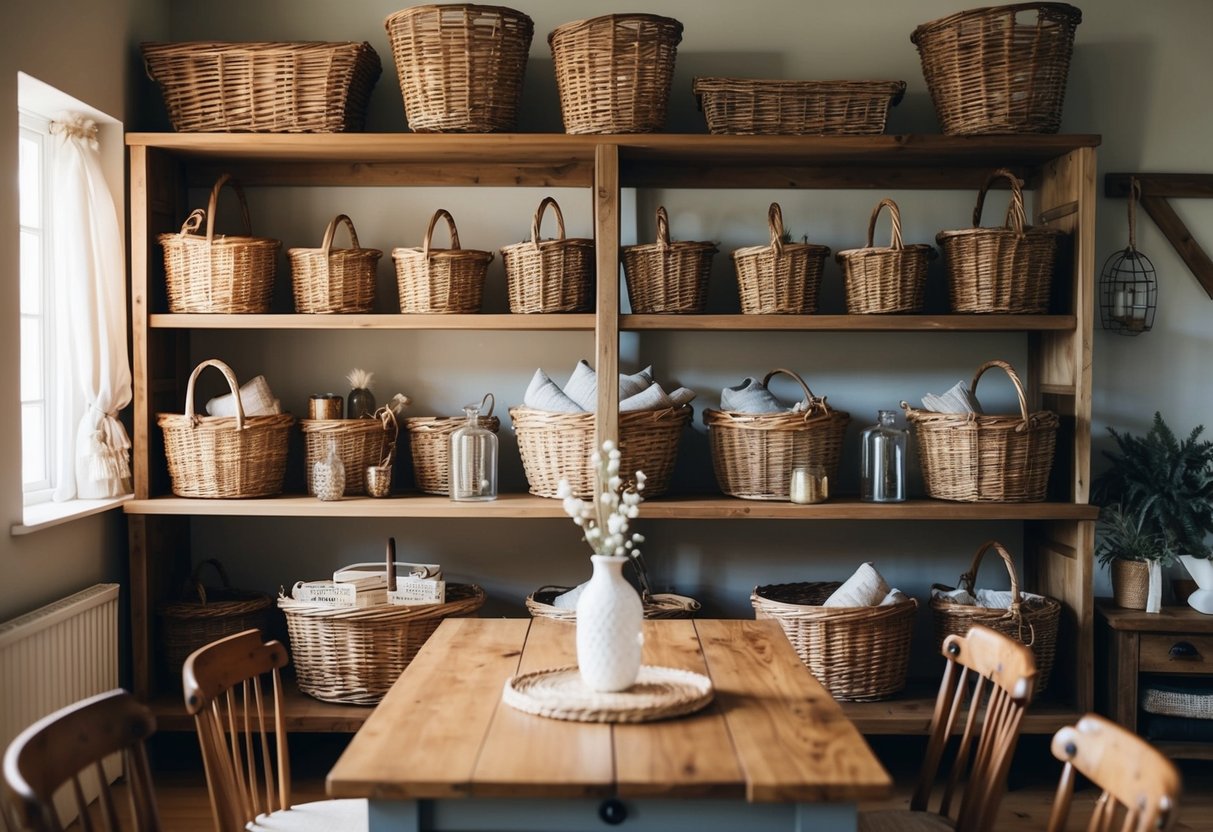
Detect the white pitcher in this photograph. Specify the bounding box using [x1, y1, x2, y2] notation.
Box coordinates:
[1179, 555, 1213, 614]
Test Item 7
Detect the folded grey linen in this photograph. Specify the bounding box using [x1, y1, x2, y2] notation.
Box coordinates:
[921, 380, 984, 414]
[542, 360, 688, 412]
[720, 377, 785, 413]
[523, 368, 584, 412]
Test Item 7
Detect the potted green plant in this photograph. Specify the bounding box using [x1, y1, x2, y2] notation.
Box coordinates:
[1095, 503, 1168, 610]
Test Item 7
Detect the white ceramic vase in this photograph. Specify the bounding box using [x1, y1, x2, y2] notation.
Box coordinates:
[1179, 555, 1213, 614]
[576, 555, 644, 692]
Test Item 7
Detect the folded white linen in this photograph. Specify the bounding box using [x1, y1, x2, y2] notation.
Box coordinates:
[206, 375, 280, 417]
[823, 562, 891, 607]
[921, 380, 984, 414]
[523, 368, 584, 412]
[668, 387, 697, 407]
[930, 586, 1046, 608]
[564, 360, 599, 411]
[879, 589, 910, 606]
[620, 383, 675, 412]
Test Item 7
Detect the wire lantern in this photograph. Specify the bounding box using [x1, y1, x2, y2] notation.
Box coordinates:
[1099, 177, 1157, 335]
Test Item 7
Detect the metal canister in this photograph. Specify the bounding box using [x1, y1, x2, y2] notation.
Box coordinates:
[308, 393, 344, 420]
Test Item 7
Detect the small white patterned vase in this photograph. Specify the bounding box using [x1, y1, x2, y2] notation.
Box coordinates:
[576, 555, 644, 692]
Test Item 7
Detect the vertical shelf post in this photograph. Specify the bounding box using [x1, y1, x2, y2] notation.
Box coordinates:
[594, 143, 621, 446]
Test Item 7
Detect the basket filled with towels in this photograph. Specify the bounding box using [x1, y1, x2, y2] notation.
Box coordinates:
[510, 360, 695, 498]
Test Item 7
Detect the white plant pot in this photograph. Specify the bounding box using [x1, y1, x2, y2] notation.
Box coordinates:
[1179, 555, 1213, 615]
[576, 555, 644, 692]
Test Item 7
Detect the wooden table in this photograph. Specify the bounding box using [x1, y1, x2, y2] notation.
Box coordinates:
[327, 617, 892, 831]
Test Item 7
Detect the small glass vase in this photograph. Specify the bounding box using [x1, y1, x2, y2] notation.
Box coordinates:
[312, 436, 346, 501]
[449, 404, 497, 502]
[576, 555, 644, 692]
[860, 410, 907, 503]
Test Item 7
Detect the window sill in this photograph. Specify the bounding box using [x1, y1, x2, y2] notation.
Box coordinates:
[12, 495, 130, 536]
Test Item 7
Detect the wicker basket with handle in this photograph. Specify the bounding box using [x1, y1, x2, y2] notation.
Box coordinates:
[903, 359, 1058, 502]
[157, 359, 294, 498]
[405, 394, 500, 496]
[158, 174, 280, 314]
[938, 168, 1062, 314]
[732, 203, 831, 314]
[704, 369, 850, 501]
[393, 209, 494, 314]
[931, 540, 1060, 691]
[693, 77, 905, 136]
[526, 586, 700, 622]
[622, 206, 718, 314]
[300, 417, 393, 497]
[752, 582, 917, 701]
[500, 197, 594, 314]
[837, 198, 935, 314]
[288, 214, 382, 314]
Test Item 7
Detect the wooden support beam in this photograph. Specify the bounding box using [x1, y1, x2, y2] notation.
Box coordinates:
[1139, 195, 1213, 300]
[1104, 173, 1213, 199]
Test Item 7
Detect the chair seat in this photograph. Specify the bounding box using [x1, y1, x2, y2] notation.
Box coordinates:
[248, 798, 366, 831]
[859, 809, 956, 832]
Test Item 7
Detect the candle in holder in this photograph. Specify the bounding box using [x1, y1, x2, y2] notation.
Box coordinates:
[790, 465, 829, 504]
[1112, 289, 1128, 320]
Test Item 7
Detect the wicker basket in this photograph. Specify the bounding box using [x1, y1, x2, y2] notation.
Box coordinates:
[549, 14, 683, 134]
[732, 203, 831, 314]
[405, 394, 501, 495]
[526, 586, 700, 622]
[300, 418, 392, 497]
[752, 582, 917, 701]
[693, 77, 905, 136]
[500, 197, 594, 314]
[1110, 559, 1150, 611]
[912, 3, 1082, 135]
[288, 215, 382, 314]
[903, 359, 1058, 502]
[622, 206, 718, 314]
[393, 209, 493, 313]
[931, 540, 1061, 692]
[158, 559, 272, 679]
[142, 41, 381, 133]
[705, 369, 850, 501]
[279, 583, 485, 705]
[157, 359, 294, 499]
[938, 168, 1062, 314]
[837, 198, 935, 314]
[158, 174, 280, 314]
[510, 405, 692, 499]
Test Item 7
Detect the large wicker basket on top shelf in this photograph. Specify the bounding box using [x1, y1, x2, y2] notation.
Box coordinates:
[288, 214, 382, 314]
[500, 197, 594, 313]
[836, 198, 935, 314]
[732, 203, 831, 314]
[622, 206, 718, 314]
[693, 77, 905, 136]
[393, 209, 493, 313]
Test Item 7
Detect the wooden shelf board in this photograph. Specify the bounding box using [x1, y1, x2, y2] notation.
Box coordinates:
[842, 685, 1081, 735]
[621, 314, 1077, 332]
[148, 313, 595, 331]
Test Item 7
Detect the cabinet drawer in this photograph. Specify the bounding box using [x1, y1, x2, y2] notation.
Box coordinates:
[1140, 634, 1213, 674]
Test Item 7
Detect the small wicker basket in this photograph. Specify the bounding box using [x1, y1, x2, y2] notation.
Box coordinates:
[731, 203, 830, 314]
[549, 13, 683, 134]
[938, 168, 1062, 314]
[158, 174, 280, 314]
[526, 586, 700, 622]
[931, 540, 1061, 692]
[693, 77, 905, 136]
[903, 359, 1058, 503]
[278, 583, 486, 705]
[752, 581, 917, 702]
[288, 214, 382, 314]
[836, 198, 935, 314]
[393, 209, 494, 314]
[500, 197, 594, 314]
[300, 418, 392, 497]
[622, 207, 718, 314]
[912, 3, 1082, 135]
[510, 405, 692, 499]
[705, 369, 850, 501]
[157, 359, 294, 499]
[384, 4, 533, 132]
[405, 394, 501, 496]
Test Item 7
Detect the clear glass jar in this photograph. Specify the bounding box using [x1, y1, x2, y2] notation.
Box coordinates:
[450, 404, 497, 501]
[313, 435, 346, 501]
[860, 410, 907, 503]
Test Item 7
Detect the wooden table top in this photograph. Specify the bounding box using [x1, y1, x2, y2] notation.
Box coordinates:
[327, 617, 892, 804]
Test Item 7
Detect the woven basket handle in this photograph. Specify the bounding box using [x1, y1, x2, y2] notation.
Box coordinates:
[477, 392, 496, 418]
[423, 208, 460, 259]
[761, 368, 833, 421]
[959, 540, 1032, 642]
[655, 206, 672, 249]
[866, 198, 904, 250]
[184, 358, 245, 430]
[186, 558, 233, 606]
[321, 214, 361, 255]
[194, 173, 253, 243]
[972, 168, 1026, 236]
[766, 202, 787, 258]
[530, 197, 566, 246]
[970, 359, 1030, 423]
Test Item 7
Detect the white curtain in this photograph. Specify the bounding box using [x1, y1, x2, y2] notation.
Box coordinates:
[49, 114, 132, 500]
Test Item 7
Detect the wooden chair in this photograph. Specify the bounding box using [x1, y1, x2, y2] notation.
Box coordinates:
[2, 689, 162, 832]
[1047, 713, 1182, 832]
[860, 624, 1037, 832]
[182, 629, 364, 832]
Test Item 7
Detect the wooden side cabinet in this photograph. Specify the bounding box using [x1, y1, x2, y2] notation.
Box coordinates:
[1097, 600, 1213, 760]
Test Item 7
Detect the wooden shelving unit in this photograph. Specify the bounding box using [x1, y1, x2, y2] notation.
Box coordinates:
[126, 132, 1098, 736]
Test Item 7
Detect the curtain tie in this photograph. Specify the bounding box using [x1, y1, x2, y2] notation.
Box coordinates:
[49, 114, 99, 149]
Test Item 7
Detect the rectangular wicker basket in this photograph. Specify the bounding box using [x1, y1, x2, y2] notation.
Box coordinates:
[694, 77, 905, 136]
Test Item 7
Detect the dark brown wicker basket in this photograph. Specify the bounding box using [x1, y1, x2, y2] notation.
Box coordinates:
[622, 206, 718, 314]
[693, 77, 905, 136]
[837, 198, 935, 314]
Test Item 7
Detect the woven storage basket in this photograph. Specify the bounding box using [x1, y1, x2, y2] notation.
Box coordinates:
[693, 77, 905, 136]
[912, 3, 1082, 135]
[158, 559, 272, 679]
[158, 174, 280, 314]
[279, 583, 485, 705]
[157, 359, 293, 498]
[732, 203, 831, 314]
[837, 198, 935, 314]
[1141, 683, 1213, 719]
[300, 418, 392, 496]
[384, 4, 533, 132]
[705, 369, 850, 501]
[142, 41, 381, 133]
[288, 214, 382, 314]
[903, 359, 1058, 502]
[931, 540, 1061, 692]
[393, 209, 494, 313]
[500, 197, 594, 313]
[752, 582, 917, 701]
[939, 168, 1062, 314]
[1109, 559, 1150, 611]
[526, 586, 700, 622]
[622, 206, 718, 314]
[510, 405, 692, 499]
[549, 14, 683, 134]
[405, 394, 501, 495]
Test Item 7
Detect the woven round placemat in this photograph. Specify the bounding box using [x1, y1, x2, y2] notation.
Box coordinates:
[502, 665, 713, 723]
